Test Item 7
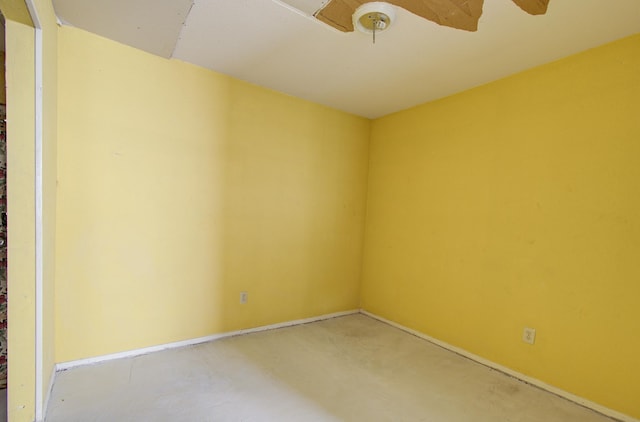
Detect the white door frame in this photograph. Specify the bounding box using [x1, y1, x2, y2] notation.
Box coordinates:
[22, 0, 44, 420]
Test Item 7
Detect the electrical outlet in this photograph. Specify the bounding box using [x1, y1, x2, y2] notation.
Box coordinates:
[240, 291, 248, 304]
[523, 327, 536, 345]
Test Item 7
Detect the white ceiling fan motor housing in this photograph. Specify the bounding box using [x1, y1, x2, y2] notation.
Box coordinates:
[353, 2, 396, 34]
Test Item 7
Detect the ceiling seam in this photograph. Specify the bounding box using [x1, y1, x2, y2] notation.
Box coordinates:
[170, 0, 195, 59]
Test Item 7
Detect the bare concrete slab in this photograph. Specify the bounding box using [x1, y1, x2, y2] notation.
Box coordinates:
[46, 314, 615, 422]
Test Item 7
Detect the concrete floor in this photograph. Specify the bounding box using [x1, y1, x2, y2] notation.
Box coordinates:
[46, 314, 614, 422]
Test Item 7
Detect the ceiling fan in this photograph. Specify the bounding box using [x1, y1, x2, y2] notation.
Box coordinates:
[286, 0, 550, 33]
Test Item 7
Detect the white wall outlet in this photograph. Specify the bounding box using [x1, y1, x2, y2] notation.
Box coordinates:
[240, 291, 248, 304]
[523, 327, 536, 345]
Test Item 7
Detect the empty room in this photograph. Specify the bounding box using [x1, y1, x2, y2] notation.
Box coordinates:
[2, 0, 639, 421]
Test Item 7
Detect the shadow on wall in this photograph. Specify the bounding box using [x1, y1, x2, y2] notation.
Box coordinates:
[54, 25, 370, 364]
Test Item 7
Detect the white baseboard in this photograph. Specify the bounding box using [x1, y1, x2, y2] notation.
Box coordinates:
[361, 310, 638, 422]
[53, 308, 637, 422]
[55, 309, 359, 372]
[40, 365, 57, 421]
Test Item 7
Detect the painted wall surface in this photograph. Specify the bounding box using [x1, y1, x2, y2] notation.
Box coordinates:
[5, 18, 36, 422]
[362, 34, 640, 418]
[0, 0, 33, 26]
[56, 26, 370, 362]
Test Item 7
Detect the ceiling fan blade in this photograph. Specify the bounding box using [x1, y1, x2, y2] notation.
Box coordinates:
[315, 0, 361, 32]
[316, 0, 485, 33]
[394, 0, 484, 31]
[511, 0, 550, 15]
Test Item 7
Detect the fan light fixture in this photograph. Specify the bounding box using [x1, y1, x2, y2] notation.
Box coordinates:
[352, 2, 396, 43]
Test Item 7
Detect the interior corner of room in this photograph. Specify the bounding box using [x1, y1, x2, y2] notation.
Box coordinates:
[1, 0, 639, 421]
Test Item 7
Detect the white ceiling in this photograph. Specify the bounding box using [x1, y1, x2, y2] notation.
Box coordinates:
[52, 0, 640, 118]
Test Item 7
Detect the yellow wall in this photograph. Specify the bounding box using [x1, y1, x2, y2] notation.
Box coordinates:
[55, 26, 370, 362]
[0, 0, 33, 26]
[6, 18, 36, 422]
[362, 34, 640, 418]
